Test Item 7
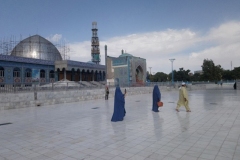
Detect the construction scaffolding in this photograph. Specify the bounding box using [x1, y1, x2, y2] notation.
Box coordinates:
[55, 40, 70, 60]
[0, 35, 70, 61]
[0, 35, 18, 56]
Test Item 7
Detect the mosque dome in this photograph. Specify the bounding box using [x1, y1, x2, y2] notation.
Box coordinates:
[11, 35, 62, 61]
[119, 53, 133, 57]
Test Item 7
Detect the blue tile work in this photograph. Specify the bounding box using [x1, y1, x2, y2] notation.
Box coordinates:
[110, 55, 146, 85]
[0, 55, 106, 83]
[3, 67, 13, 84]
[128, 57, 132, 83]
[67, 60, 105, 70]
[112, 57, 128, 66]
[0, 54, 54, 65]
[112, 57, 129, 85]
[0, 56, 55, 84]
[114, 67, 129, 85]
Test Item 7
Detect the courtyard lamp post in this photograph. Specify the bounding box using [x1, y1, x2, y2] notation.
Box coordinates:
[169, 59, 175, 85]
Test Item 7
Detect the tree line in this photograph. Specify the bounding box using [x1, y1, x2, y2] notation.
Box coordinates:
[147, 59, 240, 82]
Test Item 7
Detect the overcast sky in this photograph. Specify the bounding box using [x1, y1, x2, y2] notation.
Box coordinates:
[1, 0, 240, 74]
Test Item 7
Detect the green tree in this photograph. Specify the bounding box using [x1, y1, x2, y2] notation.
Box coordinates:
[149, 72, 168, 82]
[149, 74, 154, 82]
[201, 59, 222, 81]
[201, 59, 215, 81]
[153, 72, 168, 82]
[169, 68, 191, 82]
[191, 73, 201, 81]
[232, 67, 240, 80]
[146, 71, 150, 81]
[214, 65, 223, 81]
[222, 70, 233, 80]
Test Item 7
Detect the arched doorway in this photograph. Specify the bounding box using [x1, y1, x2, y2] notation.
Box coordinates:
[99, 71, 102, 81]
[103, 71, 106, 81]
[76, 69, 80, 81]
[40, 69, 46, 83]
[70, 68, 75, 81]
[0, 66, 4, 83]
[135, 66, 144, 83]
[94, 70, 98, 81]
[49, 70, 55, 82]
[25, 68, 32, 83]
[82, 70, 86, 81]
[56, 68, 61, 81]
[13, 67, 21, 83]
[90, 70, 94, 81]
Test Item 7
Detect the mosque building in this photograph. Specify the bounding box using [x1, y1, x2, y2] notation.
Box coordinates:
[0, 22, 147, 87]
[106, 49, 147, 86]
[0, 22, 105, 84]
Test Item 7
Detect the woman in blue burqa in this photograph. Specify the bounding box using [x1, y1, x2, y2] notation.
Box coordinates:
[152, 85, 161, 112]
[111, 86, 126, 122]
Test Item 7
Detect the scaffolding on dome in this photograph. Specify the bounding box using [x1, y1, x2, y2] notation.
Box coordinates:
[0, 35, 17, 56]
[55, 40, 70, 60]
[0, 35, 70, 60]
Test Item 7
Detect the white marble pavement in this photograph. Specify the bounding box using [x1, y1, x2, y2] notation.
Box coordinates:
[0, 88, 239, 160]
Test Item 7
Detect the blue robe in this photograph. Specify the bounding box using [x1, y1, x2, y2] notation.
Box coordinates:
[152, 85, 161, 112]
[111, 87, 126, 122]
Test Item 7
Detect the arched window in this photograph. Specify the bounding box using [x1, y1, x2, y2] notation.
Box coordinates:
[0, 66, 4, 77]
[25, 68, 32, 77]
[40, 69, 45, 78]
[49, 70, 54, 78]
[13, 67, 21, 77]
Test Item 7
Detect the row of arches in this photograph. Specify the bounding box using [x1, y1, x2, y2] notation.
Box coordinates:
[0, 66, 106, 83]
[56, 68, 105, 82]
[0, 66, 55, 83]
[0, 67, 51, 78]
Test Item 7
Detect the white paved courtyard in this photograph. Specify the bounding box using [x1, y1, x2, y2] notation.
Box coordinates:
[0, 87, 239, 160]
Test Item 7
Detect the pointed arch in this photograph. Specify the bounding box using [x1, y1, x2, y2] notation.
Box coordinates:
[136, 65, 144, 83]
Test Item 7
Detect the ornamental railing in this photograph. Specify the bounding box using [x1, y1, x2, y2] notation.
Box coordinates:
[0, 81, 235, 93]
[0, 81, 170, 93]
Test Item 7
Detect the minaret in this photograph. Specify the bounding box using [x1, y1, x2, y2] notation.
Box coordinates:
[91, 22, 100, 64]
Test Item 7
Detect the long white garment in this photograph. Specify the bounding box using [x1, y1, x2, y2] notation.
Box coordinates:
[177, 86, 190, 110]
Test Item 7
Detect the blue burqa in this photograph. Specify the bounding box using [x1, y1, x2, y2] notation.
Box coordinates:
[152, 85, 161, 112]
[111, 87, 126, 122]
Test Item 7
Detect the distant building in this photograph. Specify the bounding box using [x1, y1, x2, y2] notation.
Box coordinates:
[106, 50, 146, 85]
[194, 70, 203, 75]
[188, 72, 193, 76]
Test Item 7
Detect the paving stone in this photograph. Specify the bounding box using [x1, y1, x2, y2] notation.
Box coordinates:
[0, 86, 239, 159]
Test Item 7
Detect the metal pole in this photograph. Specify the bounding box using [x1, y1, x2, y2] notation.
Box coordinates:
[172, 62, 173, 84]
[169, 59, 175, 84]
[105, 45, 107, 85]
[149, 67, 152, 75]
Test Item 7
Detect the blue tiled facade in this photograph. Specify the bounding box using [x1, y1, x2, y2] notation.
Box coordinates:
[0, 55, 56, 84]
[112, 57, 130, 85]
[0, 55, 106, 84]
[107, 52, 146, 85]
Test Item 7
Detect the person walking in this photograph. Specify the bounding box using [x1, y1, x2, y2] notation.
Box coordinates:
[234, 82, 237, 90]
[111, 86, 126, 122]
[176, 82, 191, 112]
[105, 86, 109, 100]
[152, 85, 161, 112]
